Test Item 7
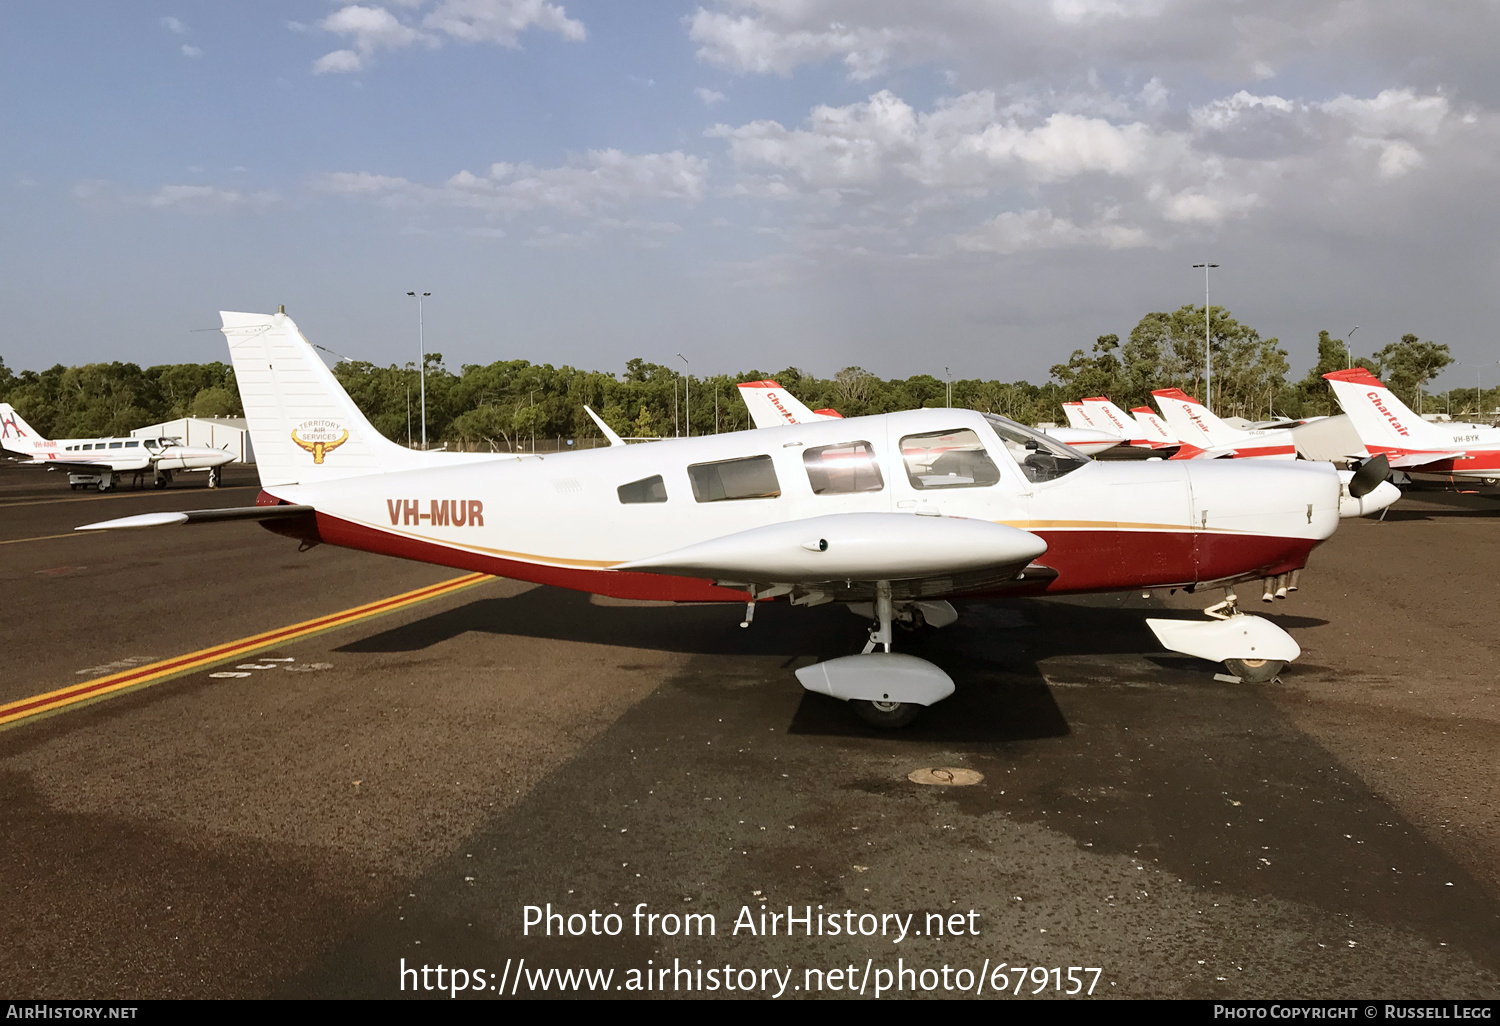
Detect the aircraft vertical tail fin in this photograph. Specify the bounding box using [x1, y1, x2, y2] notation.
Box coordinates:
[1080, 397, 1148, 444]
[1060, 402, 1102, 433]
[736, 380, 831, 429]
[221, 310, 440, 488]
[1130, 407, 1179, 446]
[1322, 368, 1448, 452]
[0, 403, 47, 456]
[1152, 388, 1253, 449]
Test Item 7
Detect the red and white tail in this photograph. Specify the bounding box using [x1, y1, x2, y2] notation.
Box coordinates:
[0, 403, 51, 458]
[1152, 388, 1295, 460]
[1060, 401, 1102, 433]
[737, 380, 837, 429]
[1151, 388, 1249, 449]
[1081, 396, 1159, 447]
[1322, 368, 1448, 455]
[1130, 406, 1179, 447]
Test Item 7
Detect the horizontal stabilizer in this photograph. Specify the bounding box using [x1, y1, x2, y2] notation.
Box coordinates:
[77, 504, 315, 531]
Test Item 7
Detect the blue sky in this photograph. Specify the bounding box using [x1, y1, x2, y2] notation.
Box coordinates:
[4, 2, 1500, 392]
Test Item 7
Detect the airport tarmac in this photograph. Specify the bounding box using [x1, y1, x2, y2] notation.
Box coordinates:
[1, 462, 1497, 999]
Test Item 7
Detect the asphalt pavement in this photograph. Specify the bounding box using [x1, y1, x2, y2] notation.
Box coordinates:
[1, 462, 1496, 999]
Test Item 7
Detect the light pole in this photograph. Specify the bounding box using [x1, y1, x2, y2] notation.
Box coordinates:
[677, 354, 689, 437]
[406, 291, 430, 448]
[945, 366, 952, 408]
[1192, 263, 1219, 406]
[529, 388, 537, 453]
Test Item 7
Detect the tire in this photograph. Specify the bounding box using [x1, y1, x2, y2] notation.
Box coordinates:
[1223, 657, 1286, 683]
[852, 699, 921, 729]
[153, 476, 167, 489]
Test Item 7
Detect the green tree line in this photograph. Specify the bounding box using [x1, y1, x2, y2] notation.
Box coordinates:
[0, 306, 1481, 445]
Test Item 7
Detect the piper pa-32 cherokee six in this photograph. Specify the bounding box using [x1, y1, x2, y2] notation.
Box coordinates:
[81, 310, 1399, 727]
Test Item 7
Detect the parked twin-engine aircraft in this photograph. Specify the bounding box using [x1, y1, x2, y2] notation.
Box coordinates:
[739, 380, 1122, 456]
[81, 311, 1398, 727]
[0, 403, 235, 490]
[1324, 367, 1500, 483]
[1151, 389, 1298, 461]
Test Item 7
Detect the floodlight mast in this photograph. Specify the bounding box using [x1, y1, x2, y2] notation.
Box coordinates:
[678, 354, 689, 437]
[1193, 263, 1219, 408]
[406, 291, 431, 448]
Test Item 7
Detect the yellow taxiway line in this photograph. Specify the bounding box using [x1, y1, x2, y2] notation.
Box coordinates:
[0, 571, 493, 730]
[0, 532, 81, 546]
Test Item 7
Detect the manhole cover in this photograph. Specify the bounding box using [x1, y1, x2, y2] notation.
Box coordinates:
[908, 767, 984, 786]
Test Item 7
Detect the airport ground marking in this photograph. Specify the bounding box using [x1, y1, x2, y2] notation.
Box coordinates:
[0, 484, 256, 510]
[0, 532, 81, 546]
[0, 571, 493, 730]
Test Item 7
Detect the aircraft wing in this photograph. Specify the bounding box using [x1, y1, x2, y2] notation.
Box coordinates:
[76, 505, 316, 531]
[1382, 449, 1468, 469]
[18, 456, 152, 472]
[614, 512, 1049, 601]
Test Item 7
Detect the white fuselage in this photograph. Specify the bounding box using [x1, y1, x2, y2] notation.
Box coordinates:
[265, 407, 1343, 602]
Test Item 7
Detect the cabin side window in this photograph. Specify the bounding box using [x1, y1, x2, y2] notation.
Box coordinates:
[618, 475, 667, 504]
[803, 441, 883, 494]
[899, 429, 1001, 489]
[687, 455, 781, 502]
[108, 442, 123, 449]
[125, 441, 139, 448]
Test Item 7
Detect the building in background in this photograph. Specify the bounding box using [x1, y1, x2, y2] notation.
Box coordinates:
[130, 416, 254, 463]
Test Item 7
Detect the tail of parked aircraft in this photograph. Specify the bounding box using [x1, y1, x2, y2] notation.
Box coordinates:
[1060, 402, 1105, 433]
[0, 403, 46, 456]
[1129, 406, 1179, 447]
[1152, 388, 1254, 450]
[1322, 368, 1450, 454]
[737, 380, 839, 429]
[222, 309, 487, 488]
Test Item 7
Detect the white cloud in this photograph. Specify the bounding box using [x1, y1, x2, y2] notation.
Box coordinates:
[314, 49, 366, 74]
[687, 7, 902, 80]
[424, 0, 585, 47]
[181, 44, 203, 58]
[319, 5, 431, 58]
[319, 150, 709, 220]
[1376, 140, 1425, 178]
[137, 185, 280, 211]
[696, 86, 727, 107]
[160, 16, 187, 35]
[310, 1, 584, 73]
[711, 90, 1181, 195]
[955, 208, 1149, 254]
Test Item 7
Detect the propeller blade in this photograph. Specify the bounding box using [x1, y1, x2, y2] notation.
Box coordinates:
[1348, 453, 1391, 498]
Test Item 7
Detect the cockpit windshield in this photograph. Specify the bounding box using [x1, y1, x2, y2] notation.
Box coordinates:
[981, 413, 1090, 483]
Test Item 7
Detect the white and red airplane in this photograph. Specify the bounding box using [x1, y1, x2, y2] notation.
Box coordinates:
[1151, 389, 1298, 461]
[740, 381, 1122, 456]
[1069, 397, 1178, 451]
[80, 310, 1398, 726]
[0, 403, 235, 490]
[1324, 367, 1500, 483]
[1129, 406, 1180, 448]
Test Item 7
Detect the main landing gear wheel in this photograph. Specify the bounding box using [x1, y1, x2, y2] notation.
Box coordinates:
[853, 699, 920, 729]
[1223, 657, 1285, 683]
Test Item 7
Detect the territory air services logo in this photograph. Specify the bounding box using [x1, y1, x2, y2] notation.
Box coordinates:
[291, 419, 350, 464]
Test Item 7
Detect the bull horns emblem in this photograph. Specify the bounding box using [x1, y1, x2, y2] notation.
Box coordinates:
[290, 426, 349, 464]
